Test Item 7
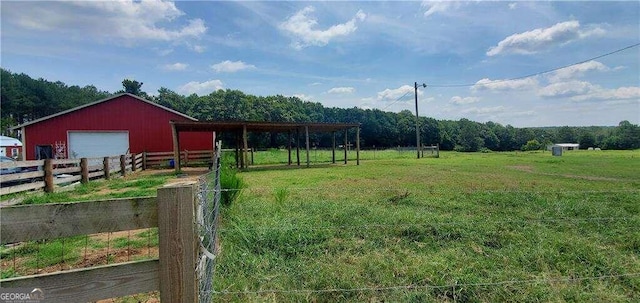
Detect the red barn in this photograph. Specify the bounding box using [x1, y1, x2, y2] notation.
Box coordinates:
[13, 93, 214, 160]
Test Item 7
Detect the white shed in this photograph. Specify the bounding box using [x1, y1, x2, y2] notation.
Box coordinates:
[0, 135, 23, 158]
[550, 143, 580, 151]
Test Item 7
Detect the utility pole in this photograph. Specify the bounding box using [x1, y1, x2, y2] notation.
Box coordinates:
[414, 82, 426, 159]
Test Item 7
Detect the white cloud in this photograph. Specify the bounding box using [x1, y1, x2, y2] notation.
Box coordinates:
[377, 85, 421, 101]
[570, 86, 640, 102]
[280, 6, 366, 49]
[487, 21, 604, 56]
[450, 96, 480, 105]
[7, 0, 206, 44]
[211, 60, 256, 73]
[473, 78, 539, 91]
[191, 45, 206, 53]
[327, 87, 355, 94]
[292, 94, 313, 101]
[421, 1, 463, 17]
[538, 80, 640, 102]
[538, 81, 595, 98]
[461, 106, 506, 115]
[547, 60, 609, 82]
[508, 3, 517, 10]
[177, 79, 224, 95]
[162, 62, 188, 71]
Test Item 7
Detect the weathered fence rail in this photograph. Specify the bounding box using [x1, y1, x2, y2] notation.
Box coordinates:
[0, 185, 195, 302]
[1, 150, 217, 196]
[0, 143, 223, 301]
[144, 150, 215, 168]
[0, 155, 136, 196]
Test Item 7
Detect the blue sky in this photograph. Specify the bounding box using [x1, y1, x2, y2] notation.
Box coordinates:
[1, 1, 638, 127]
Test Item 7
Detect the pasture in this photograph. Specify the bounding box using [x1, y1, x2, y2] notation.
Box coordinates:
[215, 150, 639, 302]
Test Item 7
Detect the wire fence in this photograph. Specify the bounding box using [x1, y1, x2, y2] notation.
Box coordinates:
[195, 141, 223, 303]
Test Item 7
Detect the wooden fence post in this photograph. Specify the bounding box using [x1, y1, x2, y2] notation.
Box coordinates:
[120, 155, 127, 177]
[142, 152, 147, 170]
[44, 159, 54, 193]
[103, 157, 110, 180]
[80, 158, 88, 184]
[157, 183, 198, 303]
[131, 153, 136, 172]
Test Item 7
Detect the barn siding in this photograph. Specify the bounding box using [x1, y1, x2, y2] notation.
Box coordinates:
[23, 95, 213, 160]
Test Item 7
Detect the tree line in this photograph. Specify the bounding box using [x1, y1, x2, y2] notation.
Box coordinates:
[1, 68, 638, 151]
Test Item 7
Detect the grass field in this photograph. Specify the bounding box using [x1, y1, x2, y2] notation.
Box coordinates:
[214, 150, 640, 302]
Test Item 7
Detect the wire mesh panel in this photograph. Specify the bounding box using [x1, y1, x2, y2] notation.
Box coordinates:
[196, 141, 222, 303]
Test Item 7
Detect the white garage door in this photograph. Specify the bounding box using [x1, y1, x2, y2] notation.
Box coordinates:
[68, 131, 129, 159]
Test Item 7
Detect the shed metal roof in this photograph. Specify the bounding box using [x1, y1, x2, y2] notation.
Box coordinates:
[171, 121, 360, 133]
[11, 93, 197, 130]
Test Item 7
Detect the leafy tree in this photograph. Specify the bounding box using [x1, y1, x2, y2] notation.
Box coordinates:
[455, 118, 483, 152]
[578, 132, 596, 149]
[121, 79, 148, 98]
[522, 139, 542, 151]
[615, 120, 640, 149]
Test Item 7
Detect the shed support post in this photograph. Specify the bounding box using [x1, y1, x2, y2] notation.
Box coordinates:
[171, 122, 181, 174]
[288, 131, 292, 166]
[344, 129, 348, 164]
[332, 131, 336, 164]
[296, 128, 300, 166]
[243, 125, 248, 169]
[235, 132, 240, 169]
[356, 127, 360, 166]
[305, 126, 310, 167]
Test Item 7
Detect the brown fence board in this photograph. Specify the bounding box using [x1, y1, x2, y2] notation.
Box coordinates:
[88, 171, 103, 179]
[53, 175, 82, 185]
[52, 167, 81, 174]
[0, 160, 44, 169]
[1, 197, 157, 244]
[0, 170, 45, 182]
[52, 159, 81, 165]
[0, 259, 159, 303]
[0, 181, 45, 196]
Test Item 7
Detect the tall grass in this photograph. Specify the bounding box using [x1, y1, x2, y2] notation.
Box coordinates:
[214, 150, 640, 302]
[220, 153, 245, 206]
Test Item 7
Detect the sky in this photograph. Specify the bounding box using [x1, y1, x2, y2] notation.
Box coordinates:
[1, 0, 639, 127]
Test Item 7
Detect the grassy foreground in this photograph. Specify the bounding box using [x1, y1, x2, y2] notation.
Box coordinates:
[215, 150, 640, 302]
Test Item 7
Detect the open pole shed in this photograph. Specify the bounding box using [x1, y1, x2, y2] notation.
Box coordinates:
[169, 121, 361, 173]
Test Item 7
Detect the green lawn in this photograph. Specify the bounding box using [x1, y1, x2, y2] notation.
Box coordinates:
[214, 150, 640, 302]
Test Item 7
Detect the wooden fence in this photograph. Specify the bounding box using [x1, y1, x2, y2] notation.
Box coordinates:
[143, 150, 215, 169]
[0, 154, 140, 196]
[0, 183, 203, 302]
[0, 150, 216, 196]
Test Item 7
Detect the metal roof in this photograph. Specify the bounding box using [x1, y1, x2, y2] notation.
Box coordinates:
[11, 93, 197, 130]
[171, 121, 360, 133]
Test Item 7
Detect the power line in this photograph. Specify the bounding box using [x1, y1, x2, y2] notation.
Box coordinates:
[426, 42, 640, 88]
[212, 272, 640, 295]
[381, 91, 412, 111]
